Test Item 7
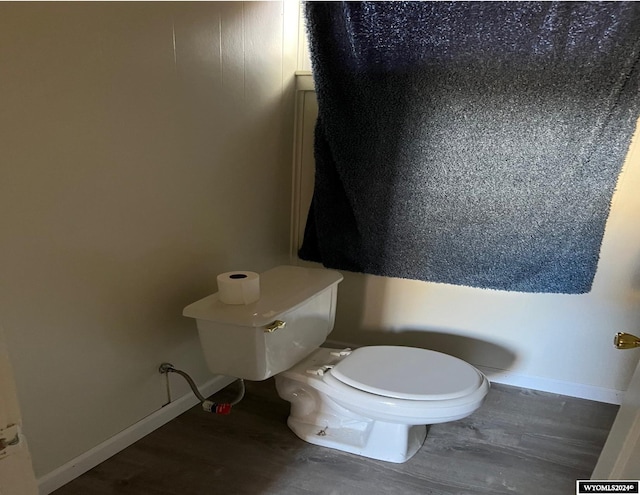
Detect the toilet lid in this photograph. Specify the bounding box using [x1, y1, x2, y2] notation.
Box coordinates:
[329, 346, 483, 401]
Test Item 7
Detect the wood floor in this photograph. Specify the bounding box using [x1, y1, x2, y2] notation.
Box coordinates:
[53, 379, 618, 495]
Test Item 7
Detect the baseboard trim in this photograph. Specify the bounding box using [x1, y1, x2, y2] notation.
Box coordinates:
[324, 339, 623, 405]
[37, 375, 235, 495]
[476, 365, 623, 405]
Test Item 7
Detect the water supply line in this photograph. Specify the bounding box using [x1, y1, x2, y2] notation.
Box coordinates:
[159, 363, 245, 414]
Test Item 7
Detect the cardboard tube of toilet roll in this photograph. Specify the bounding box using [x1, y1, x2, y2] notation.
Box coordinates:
[216, 271, 260, 304]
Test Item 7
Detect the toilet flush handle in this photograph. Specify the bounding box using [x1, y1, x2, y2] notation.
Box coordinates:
[614, 332, 640, 349]
[264, 320, 286, 333]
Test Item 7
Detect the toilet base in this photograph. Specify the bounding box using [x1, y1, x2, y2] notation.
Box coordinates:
[275, 346, 489, 463]
[276, 372, 427, 463]
[286, 416, 427, 463]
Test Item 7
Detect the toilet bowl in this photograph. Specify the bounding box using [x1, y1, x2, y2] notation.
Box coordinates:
[275, 346, 489, 463]
[183, 265, 490, 463]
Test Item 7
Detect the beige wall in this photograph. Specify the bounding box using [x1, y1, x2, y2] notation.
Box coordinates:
[0, 2, 298, 477]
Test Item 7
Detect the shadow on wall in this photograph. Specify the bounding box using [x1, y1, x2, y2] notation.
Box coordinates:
[632, 264, 640, 295]
[329, 328, 518, 378]
[323, 269, 520, 378]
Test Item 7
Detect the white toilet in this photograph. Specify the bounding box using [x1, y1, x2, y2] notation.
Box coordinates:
[183, 265, 489, 463]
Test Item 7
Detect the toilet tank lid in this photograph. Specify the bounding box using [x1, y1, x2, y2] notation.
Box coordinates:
[183, 266, 343, 327]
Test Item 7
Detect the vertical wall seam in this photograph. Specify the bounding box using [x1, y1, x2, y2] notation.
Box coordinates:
[171, 19, 177, 74]
[242, 1, 246, 101]
[281, 1, 285, 95]
[218, 11, 223, 88]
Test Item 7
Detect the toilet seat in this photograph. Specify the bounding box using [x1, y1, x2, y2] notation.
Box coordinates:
[279, 346, 489, 424]
[276, 346, 489, 424]
[330, 346, 484, 400]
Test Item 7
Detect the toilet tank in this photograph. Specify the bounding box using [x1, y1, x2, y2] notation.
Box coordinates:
[183, 265, 343, 381]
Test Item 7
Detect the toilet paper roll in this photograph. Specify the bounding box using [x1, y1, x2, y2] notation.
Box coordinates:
[216, 271, 260, 305]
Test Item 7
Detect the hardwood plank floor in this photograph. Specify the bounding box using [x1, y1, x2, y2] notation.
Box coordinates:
[53, 380, 618, 495]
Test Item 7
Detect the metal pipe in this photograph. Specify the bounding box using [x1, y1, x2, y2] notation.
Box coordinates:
[159, 362, 245, 413]
[159, 363, 207, 402]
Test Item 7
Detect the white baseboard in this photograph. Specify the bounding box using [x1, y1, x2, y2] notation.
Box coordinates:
[37, 375, 235, 495]
[324, 339, 623, 405]
[476, 365, 623, 405]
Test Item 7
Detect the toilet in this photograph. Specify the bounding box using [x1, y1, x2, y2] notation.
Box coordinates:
[183, 265, 489, 463]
